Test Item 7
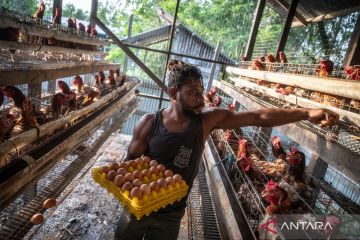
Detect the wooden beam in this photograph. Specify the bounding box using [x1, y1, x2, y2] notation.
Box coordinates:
[276, 0, 307, 26]
[90, 0, 98, 27]
[214, 80, 360, 184]
[307, 5, 360, 24]
[52, 0, 63, 24]
[230, 76, 360, 126]
[123, 14, 134, 75]
[0, 63, 120, 86]
[95, 17, 168, 94]
[343, 14, 360, 66]
[276, 0, 299, 61]
[227, 67, 360, 101]
[244, 0, 266, 61]
[0, 15, 108, 46]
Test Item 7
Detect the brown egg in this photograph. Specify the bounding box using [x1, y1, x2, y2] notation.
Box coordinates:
[125, 173, 134, 182]
[119, 162, 129, 170]
[165, 176, 175, 186]
[157, 164, 165, 172]
[128, 160, 137, 168]
[99, 166, 110, 175]
[107, 170, 117, 181]
[141, 169, 150, 178]
[117, 168, 127, 176]
[110, 162, 120, 171]
[157, 178, 167, 189]
[164, 169, 173, 177]
[121, 182, 133, 192]
[31, 213, 44, 225]
[130, 187, 143, 199]
[43, 198, 56, 208]
[149, 166, 158, 175]
[140, 184, 151, 196]
[132, 179, 142, 187]
[135, 158, 143, 166]
[142, 156, 151, 164]
[114, 175, 125, 187]
[173, 174, 182, 183]
[149, 160, 158, 167]
[133, 170, 142, 180]
[149, 181, 159, 193]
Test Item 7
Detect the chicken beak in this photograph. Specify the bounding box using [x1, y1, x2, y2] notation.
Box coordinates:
[261, 190, 270, 198]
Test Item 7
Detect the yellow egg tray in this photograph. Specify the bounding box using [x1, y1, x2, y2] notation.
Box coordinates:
[92, 167, 189, 220]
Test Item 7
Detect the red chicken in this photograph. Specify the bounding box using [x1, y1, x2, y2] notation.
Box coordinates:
[344, 66, 360, 81]
[52, 8, 61, 25]
[258, 56, 265, 63]
[275, 86, 294, 95]
[209, 96, 222, 107]
[86, 25, 92, 36]
[252, 59, 265, 71]
[58, 81, 76, 111]
[108, 69, 117, 87]
[228, 103, 235, 112]
[205, 88, 217, 104]
[51, 92, 70, 118]
[2, 86, 39, 129]
[261, 180, 291, 214]
[0, 113, 16, 143]
[279, 51, 288, 63]
[316, 59, 334, 77]
[271, 136, 286, 160]
[285, 147, 305, 181]
[78, 22, 86, 33]
[266, 53, 276, 63]
[68, 18, 77, 29]
[72, 76, 100, 106]
[237, 138, 250, 158]
[33, 1, 46, 19]
[90, 28, 98, 37]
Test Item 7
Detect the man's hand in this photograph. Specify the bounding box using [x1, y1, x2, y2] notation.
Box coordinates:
[306, 109, 339, 127]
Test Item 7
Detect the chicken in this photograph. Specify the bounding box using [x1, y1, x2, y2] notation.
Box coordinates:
[316, 59, 334, 77]
[310, 91, 324, 103]
[72, 76, 100, 106]
[209, 96, 222, 107]
[108, 69, 117, 87]
[53, 8, 61, 25]
[228, 103, 235, 112]
[285, 147, 305, 181]
[350, 99, 360, 111]
[322, 94, 344, 108]
[247, 153, 286, 181]
[344, 66, 360, 81]
[279, 51, 288, 63]
[266, 53, 276, 63]
[275, 86, 294, 95]
[237, 138, 250, 158]
[252, 59, 265, 71]
[68, 18, 77, 29]
[258, 56, 265, 63]
[0, 113, 16, 143]
[0, 27, 20, 62]
[58, 81, 76, 111]
[78, 22, 86, 33]
[205, 88, 217, 104]
[271, 136, 286, 160]
[99, 71, 106, 84]
[86, 25, 92, 36]
[33, 1, 46, 20]
[2, 86, 39, 129]
[120, 75, 126, 86]
[51, 93, 70, 118]
[90, 27, 98, 37]
[261, 180, 291, 214]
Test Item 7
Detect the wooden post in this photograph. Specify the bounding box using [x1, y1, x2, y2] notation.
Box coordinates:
[207, 41, 221, 92]
[343, 14, 360, 66]
[52, 0, 63, 24]
[28, 82, 42, 111]
[90, 0, 98, 27]
[123, 14, 134, 75]
[244, 0, 266, 61]
[276, 0, 299, 61]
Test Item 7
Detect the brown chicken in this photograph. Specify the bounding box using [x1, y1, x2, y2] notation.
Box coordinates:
[209, 96, 222, 107]
[99, 71, 106, 84]
[271, 136, 286, 160]
[279, 51, 288, 63]
[322, 94, 344, 108]
[108, 69, 117, 87]
[72, 76, 100, 106]
[0, 113, 16, 143]
[258, 56, 265, 63]
[33, 1, 46, 19]
[285, 147, 305, 181]
[68, 18, 77, 29]
[58, 81, 76, 111]
[316, 59, 334, 77]
[2, 86, 39, 129]
[344, 66, 360, 81]
[310, 91, 324, 103]
[266, 53, 276, 63]
[261, 180, 291, 214]
[53, 8, 61, 25]
[51, 92, 70, 118]
[252, 59, 265, 71]
[205, 88, 217, 104]
[78, 22, 86, 33]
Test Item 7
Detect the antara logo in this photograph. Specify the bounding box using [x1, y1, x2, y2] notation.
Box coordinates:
[281, 221, 333, 231]
[259, 217, 278, 234]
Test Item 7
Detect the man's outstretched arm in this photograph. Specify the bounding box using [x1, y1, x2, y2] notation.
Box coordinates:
[203, 107, 339, 132]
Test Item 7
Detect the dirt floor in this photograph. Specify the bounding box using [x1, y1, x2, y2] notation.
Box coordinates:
[26, 133, 188, 240]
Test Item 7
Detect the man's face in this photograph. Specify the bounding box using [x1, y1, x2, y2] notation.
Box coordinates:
[176, 79, 205, 117]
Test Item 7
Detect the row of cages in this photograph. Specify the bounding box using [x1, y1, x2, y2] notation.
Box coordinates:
[207, 88, 360, 239]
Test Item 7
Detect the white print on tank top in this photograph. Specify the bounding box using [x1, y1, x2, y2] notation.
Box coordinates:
[174, 145, 192, 168]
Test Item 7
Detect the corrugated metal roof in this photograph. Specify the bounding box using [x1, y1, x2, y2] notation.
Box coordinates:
[266, 0, 360, 27]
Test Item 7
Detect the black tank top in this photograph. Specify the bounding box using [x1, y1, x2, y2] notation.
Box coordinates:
[145, 109, 204, 212]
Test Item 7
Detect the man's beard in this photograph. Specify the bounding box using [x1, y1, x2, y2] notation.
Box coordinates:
[178, 94, 200, 117]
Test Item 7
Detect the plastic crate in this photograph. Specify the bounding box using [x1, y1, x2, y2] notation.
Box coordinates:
[92, 167, 189, 220]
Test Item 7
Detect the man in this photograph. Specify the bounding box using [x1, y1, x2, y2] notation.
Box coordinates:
[115, 59, 339, 239]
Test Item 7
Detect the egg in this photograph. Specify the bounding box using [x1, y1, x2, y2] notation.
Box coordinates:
[141, 169, 150, 178]
[149, 181, 159, 193]
[130, 187, 143, 199]
[165, 176, 175, 186]
[140, 184, 151, 196]
[107, 170, 117, 181]
[135, 158, 143, 166]
[149, 160, 158, 167]
[128, 160, 137, 168]
[133, 170, 142, 180]
[43, 198, 56, 208]
[157, 178, 167, 189]
[119, 162, 129, 170]
[117, 168, 127, 176]
[142, 156, 151, 164]
[110, 162, 120, 171]
[157, 164, 165, 172]
[149, 166, 159, 175]
[31, 213, 44, 225]
[99, 166, 110, 175]
[125, 173, 134, 182]
[164, 169, 173, 177]
[121, 182, 133, 192]
[173, 174, 182, 183]
[114, 175, 125, 187]
[132, 179, 142, 187]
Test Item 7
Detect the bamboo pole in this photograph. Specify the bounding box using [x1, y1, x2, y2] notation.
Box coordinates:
[227, 67, 360, 101]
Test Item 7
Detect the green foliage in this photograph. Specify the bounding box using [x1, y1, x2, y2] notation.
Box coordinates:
[62, 3, 89, 21]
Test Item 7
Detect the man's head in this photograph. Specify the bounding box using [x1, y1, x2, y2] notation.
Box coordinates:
[167, 59, 204, 117]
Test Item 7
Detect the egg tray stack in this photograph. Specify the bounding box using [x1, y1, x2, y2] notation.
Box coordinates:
[92, 165, 189, 220]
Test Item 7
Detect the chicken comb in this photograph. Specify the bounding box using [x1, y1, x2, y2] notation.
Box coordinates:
[238, 138, 248, 145]
[228, 103, 235, 111]
[271, 136, 281, 143]
[265, 180, 279, 191]
[288, 146, 300, 155]
[238, 154, 251, 172]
